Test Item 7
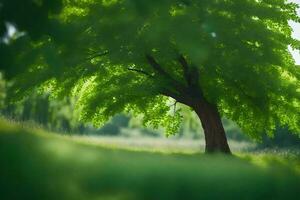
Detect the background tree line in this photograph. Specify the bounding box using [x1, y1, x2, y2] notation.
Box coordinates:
[1, 72, 299, 149]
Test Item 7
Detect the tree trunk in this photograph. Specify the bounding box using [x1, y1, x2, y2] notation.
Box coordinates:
[192, 99, 231, 154]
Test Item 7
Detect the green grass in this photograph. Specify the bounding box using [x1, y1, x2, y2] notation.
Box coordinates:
[0, 120, 300, 200]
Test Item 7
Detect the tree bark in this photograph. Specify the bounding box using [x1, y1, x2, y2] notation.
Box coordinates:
[144, 54, 231, 154]
[192, 99, 231, 154]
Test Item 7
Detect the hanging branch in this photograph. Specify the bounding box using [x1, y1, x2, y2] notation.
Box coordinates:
[169, 100, 178, 115]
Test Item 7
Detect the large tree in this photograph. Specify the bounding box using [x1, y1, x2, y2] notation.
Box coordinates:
[2, 0, 300, 153]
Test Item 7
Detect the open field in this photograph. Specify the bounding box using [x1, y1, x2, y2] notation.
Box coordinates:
[0, 119, 300, 200]
[68, 135, 256, 154]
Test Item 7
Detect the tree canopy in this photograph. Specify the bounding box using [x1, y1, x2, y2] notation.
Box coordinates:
[1, 0, 300, 141]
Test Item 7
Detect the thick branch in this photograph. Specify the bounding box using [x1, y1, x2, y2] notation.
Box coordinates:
[145, 54, 188, 95]
[178, 55, 192, 86]
[160, 88, 195, 106]
[178, 55, 204, 99]
[146, 54, 172, 79]
[146, 54, 204, 106]
[178, 55, 201, 89]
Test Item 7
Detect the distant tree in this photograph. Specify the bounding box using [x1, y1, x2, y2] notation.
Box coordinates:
[1, 0, 300, 153]
[261, 127, 300, 148]
[0, 73, 5, 109]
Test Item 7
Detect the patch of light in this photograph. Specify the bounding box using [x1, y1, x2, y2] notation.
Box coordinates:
[1, 22, 25, 44]
[7, 22, 17, 38]
[288, 46, 300, 65]
[288, 0, 300, 65]
[211, 32, 217, 38]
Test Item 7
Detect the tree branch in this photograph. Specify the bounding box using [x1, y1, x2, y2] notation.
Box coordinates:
[145, 54, 189, 94]
[127, 68, 154, 78]
[86, 50, 109, 60]
[146, 54, 172, 79]
[160, 89, 192, 106]
[146, 54, 204, 105]
[145, 54, 206, 106]
[177, 54, 204, 100]
[178, 55, 192, 86]
[169, 100, 178, 115]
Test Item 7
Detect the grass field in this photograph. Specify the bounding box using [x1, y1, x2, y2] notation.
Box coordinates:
[0, 119, 300, 200]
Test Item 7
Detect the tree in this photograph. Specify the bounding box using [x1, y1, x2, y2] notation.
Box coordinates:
[1, 0, 300, 153]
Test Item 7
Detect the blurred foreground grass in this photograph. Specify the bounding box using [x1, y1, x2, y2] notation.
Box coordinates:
[0, 119, 300, 200]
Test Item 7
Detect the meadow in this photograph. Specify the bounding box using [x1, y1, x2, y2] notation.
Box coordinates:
[1, 119, 299, 200]
[1, 1, 300, 200]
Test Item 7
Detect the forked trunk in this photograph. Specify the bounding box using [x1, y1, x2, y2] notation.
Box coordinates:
[192, 99, 231, 154]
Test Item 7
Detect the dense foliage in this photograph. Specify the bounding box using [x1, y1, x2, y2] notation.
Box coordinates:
[0, 0, 300, 140]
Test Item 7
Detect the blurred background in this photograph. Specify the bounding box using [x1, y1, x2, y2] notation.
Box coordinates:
[1, 72, 299, 153]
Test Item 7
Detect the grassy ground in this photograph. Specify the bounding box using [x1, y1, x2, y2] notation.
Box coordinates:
[68, 134, 256, 154]
[0, 120, 300, 200]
